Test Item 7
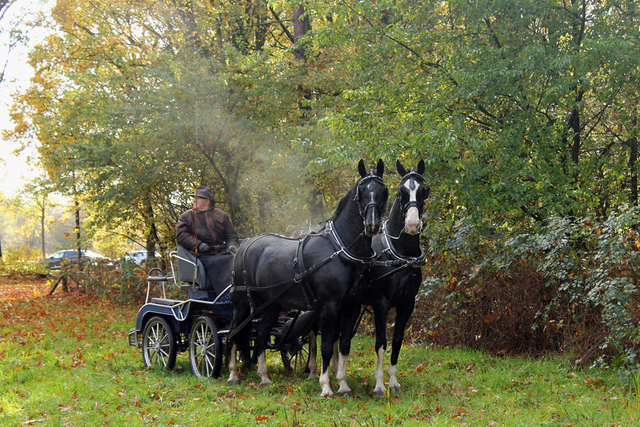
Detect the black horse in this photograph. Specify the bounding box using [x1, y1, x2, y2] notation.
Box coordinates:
[227, 160, 388, 397]
[365, 160, 429, 395]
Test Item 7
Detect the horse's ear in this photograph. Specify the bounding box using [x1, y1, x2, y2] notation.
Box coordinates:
[396, 160, 407, 177]
[376, 159, 384, 177]
[417, 159, 425, 175]
[358, 159, 367, 178]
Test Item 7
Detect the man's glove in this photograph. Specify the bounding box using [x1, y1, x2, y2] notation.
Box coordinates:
[197, 242, 211, 253]
[229, 246, 238, 255]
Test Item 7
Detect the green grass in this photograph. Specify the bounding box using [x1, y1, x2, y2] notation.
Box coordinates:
[1, 291, 639, 426]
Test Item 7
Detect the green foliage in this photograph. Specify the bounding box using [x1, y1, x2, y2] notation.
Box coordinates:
[0, 246, 46, 275]
[5, 0, 331, 255]
[57, 261, 148, 305]
[422, 206, 640, 380]
[303, 0, 640, 222]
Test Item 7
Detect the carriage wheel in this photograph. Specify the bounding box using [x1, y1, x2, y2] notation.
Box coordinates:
[142, 316, 177, 370]
[281, 336, 310, 374]
[189, 316, 223, 378]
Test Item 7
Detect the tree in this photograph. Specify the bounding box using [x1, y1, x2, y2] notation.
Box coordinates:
[295, 0, 640, 226]
[21, 178, 54, 258]
[5, 0, 329, 259]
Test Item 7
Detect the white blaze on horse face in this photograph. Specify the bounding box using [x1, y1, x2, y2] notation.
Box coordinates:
[403, 179, 422, 235]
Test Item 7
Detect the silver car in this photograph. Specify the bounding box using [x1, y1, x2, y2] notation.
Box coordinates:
[42, 249, 109, 270]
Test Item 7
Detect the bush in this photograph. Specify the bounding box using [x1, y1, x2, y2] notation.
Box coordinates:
[0, 246, 48, 276]
[419, 206, 640, 380]
[57, 261, 148, 305]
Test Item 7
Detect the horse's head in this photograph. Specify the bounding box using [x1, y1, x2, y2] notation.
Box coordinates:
[356, 159, 388, 236]
[396, 160, 430, 235]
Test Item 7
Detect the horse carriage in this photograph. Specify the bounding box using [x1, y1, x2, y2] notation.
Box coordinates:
[128, 159, 430, 397]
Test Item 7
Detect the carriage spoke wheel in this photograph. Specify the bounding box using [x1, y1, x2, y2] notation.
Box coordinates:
[189, 316, 223, 378]
[142, 316, 177, 370]
[281, 336, 310, 374]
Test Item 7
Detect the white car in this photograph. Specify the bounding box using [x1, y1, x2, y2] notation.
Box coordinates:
[123, 250, 159, 267]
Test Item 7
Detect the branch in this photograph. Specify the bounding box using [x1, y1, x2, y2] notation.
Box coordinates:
[483, 17, 502, 50]
[268, 6, 294, 44]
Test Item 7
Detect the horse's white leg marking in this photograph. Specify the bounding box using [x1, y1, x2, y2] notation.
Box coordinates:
[373, 347, 386, 396]
[388, 363, 400, 392]
[319, 367, 333, 397]
[227, 343, 239, 384]
[307, 332, 318, 380]
[257, 352, 271, 386]
[331, 341, 339, 376]
[335, 353, 352, 396]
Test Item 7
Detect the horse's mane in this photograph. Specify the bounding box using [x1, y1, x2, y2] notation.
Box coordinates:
[328, 181, 358, 223]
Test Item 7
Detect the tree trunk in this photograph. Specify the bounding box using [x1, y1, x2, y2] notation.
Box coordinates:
[629, 135, 638, 207]
[75, 198, 81, 266]
[142, 195, 158, 267]
[40, 194, 46, 258]
[292, 4, 310, 62]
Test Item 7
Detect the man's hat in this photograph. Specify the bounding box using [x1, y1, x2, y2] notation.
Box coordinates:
[191, 186, 214, 200]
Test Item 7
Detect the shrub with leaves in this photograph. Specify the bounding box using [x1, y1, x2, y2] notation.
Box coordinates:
[0, 246, 47, 276]
[420, 206, 640, 380]
[60, 261, 148, 304]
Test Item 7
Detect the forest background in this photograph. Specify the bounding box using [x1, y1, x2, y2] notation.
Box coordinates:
[1, 0, 640, 381]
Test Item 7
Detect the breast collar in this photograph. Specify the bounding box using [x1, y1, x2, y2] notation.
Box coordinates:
[325, 220, 377, 265]
[378, 220, 426, 267]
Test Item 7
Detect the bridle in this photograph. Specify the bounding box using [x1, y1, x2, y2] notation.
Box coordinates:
[353, 172, 388, 224]
[383, 171, 427, 241]
[398, 171, 426, 218]
[368, 172, 428, 277]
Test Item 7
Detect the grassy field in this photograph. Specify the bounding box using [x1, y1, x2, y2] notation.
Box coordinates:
[1, 283, 639, 426]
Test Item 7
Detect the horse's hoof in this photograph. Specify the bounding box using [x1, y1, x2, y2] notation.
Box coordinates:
[227, 379, 237, 386]
[259, 379, 271, 387]
[374, 389, 385, 397]
[390, 385, 401, 393]
[336, 390, 352, 397]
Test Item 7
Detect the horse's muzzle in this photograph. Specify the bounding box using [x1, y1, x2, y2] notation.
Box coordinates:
[404, 207, 422, 235]
[364, 221, 381, 236]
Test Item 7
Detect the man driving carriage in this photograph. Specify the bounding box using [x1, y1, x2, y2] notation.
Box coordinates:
[175, 186, 240, 291]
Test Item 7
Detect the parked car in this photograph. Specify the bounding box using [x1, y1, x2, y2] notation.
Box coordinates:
[42, 249, 110, 270]
[123, 250, 160, 267]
